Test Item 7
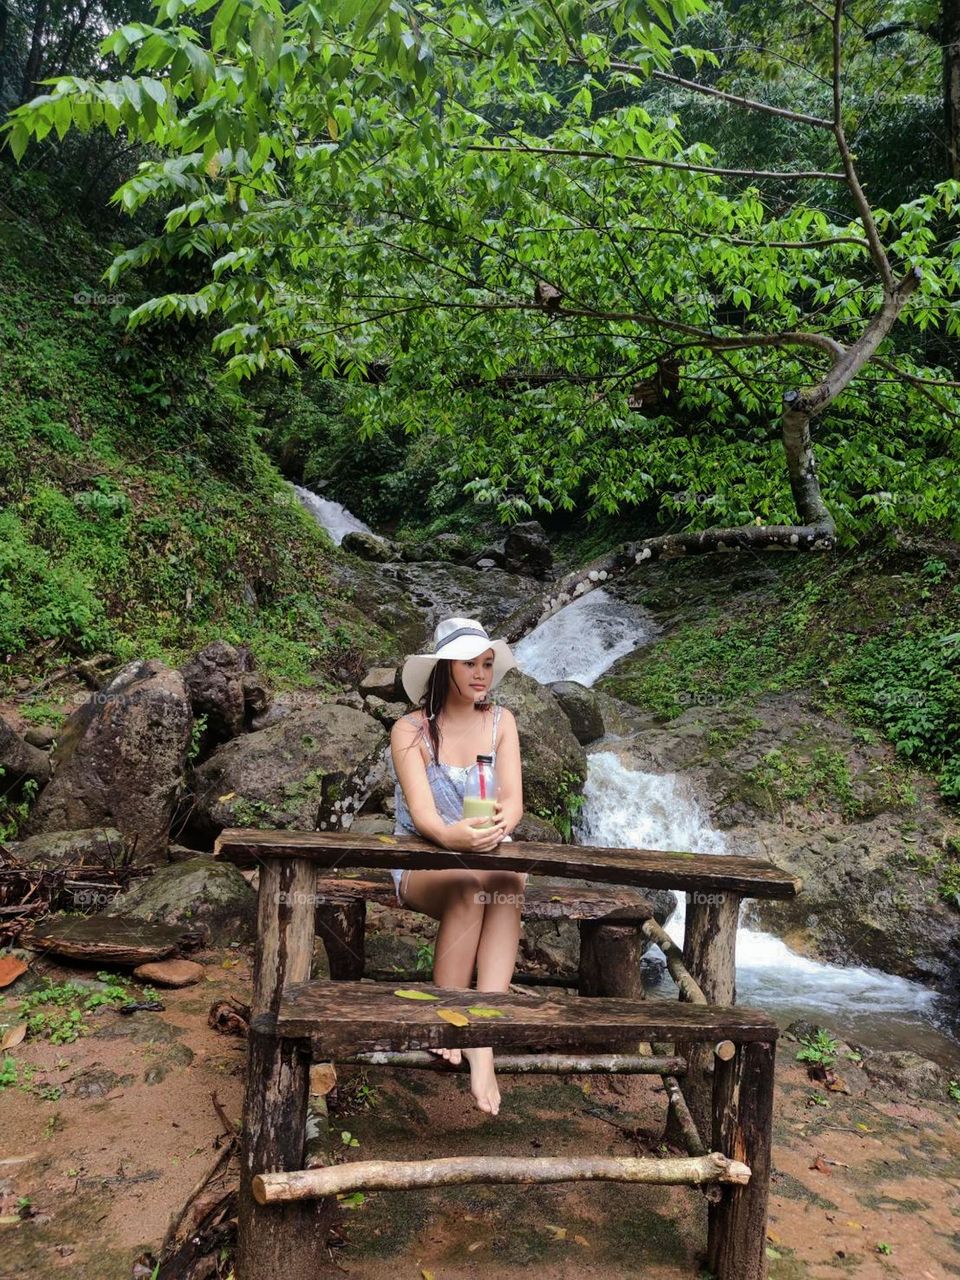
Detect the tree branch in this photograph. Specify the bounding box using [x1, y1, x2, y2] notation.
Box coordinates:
[466, 142, 846, 183]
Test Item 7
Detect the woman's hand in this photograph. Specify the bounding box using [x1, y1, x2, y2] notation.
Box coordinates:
[442, 811, 508, 853]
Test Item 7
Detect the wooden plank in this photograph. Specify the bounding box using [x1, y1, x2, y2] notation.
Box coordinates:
[681, 895, 741, 1139]
[214, 829, 801, 899]
[277, 979, 778, 1053]
[338, 1051, 688, 1074]
[309, 874, 656, 923]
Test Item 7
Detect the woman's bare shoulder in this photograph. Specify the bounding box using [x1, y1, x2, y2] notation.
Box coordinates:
[496, 704, 518, 728]
[391, 713, 423, 744]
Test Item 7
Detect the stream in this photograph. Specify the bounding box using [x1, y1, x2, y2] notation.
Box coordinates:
[300, 488, 957, 1060]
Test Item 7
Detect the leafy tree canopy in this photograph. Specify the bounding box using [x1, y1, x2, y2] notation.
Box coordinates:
[5, 0, 960, 540]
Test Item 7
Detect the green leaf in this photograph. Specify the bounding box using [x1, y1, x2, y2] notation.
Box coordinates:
[466, 1006, 505, 1018]
[393, 988, 440, 1000]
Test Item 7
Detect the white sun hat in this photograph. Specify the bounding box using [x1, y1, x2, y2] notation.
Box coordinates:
[400, 616, 518, 704]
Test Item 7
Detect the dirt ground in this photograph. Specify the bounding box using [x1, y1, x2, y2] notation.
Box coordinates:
[1, 941, 959, 1280]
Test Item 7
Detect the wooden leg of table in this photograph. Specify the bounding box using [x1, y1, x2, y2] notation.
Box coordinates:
[679, 895, 739, 1138]
[578, 922, 644, 998]
[236, 857, 336, 1279]
[708, 1038, 775, 1280]
[316, 899, 366, 980]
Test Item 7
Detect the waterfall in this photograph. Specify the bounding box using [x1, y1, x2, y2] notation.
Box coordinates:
[514, 588, 656, 685]
[293, 483, 377, 546]
[517, 591, 937, 1025]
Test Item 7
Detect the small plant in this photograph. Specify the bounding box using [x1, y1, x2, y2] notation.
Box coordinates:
[948, 1079, 960, 1104]
[876, 1241, 893, 1255]
[414, 940, 434, 972]
[808, 1092, 830, 1106]
[340, 1130, 360, 1148]
[795, 1029, 839, 1069]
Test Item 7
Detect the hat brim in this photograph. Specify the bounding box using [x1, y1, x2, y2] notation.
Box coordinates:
[401, 638, 518, 705]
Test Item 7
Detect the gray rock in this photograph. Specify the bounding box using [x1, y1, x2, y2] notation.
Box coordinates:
[863, 1050, 951, 1101]
[341, 530, 397, 562]
[0, 715, 52, 786]
[513, 812, 564, 843]
[349, 813, 395, 836]
[2, 826, 125, 868]
[376, 560, 533, 640]
[20, 660, 192, 862]
[549, 681, 605, 745]
[492, 670, 587, 823]
[359, 667, 399, 700]
[22, 725, 57, 751]
[503, 520, 553, 578]
[467, 541, 506, 569]
[475, 558, 497, 570]
[179, 640, 271, 749]
[188, 703, 386, 841]
[107, 855, 256, 945]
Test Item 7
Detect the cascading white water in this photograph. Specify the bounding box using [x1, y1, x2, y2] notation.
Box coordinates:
[577, 751, 934, 1020]
[293, 483, 377, 546]
[514, 588, 656, 685]
[518, 593, 936, 1026]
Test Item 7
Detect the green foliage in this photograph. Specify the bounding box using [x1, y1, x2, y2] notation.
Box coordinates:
[536, 767, 587, 842]
[11, 970, 141, 1044]
[795, 1029, 839, 1069]
[4, 0, 959, 538]
[601, 553, 960, 805]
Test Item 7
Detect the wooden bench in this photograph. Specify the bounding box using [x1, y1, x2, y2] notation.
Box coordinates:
[308, 872, 656, 997]
[214, 829, 800, 1280]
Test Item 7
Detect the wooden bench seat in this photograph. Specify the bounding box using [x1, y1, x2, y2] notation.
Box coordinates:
[276, 978, 778, 1055]
[311, 873, 656, 996]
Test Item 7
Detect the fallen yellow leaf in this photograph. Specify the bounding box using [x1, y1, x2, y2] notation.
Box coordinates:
[393, 989, 440, 1001]
[466, 1006, 504, 1018]
[0, 1024, 27, 1051]
[544, 1224, 567, 1240]
[218, 792, 236, 803]
[574, 1235, 590, 1248]
[436, 1009, 469, 1027]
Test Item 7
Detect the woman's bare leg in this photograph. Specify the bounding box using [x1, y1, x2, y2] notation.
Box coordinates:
[462, 870, 527, 1116]
[400, 870, 486, 1068]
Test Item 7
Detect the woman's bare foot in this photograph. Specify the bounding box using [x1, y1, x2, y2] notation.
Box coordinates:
[428, 1046, 462, 1065]
[463, 1047, 500, 1115]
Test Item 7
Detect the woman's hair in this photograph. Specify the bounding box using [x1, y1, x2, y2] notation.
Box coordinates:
[415, 659, 489, 762]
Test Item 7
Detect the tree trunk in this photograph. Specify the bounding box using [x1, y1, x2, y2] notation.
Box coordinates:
[946, 0, 960, 178]
[19, 0, 48, 107]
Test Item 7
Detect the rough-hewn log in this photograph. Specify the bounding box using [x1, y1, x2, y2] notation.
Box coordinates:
[22, 913, 197, 964]
[578, 921, 644, 998]
[663, 1074, 706, 1157]
[641, 917, 706, 1004]
[214, 830, 801, 900]
[236, 858, 334, 1280]
[253, 1151, 752, 1203]
[708, 1040, 776, 1280]
[341, 1050, 686, 1074]
[679, 895, 740, 1141]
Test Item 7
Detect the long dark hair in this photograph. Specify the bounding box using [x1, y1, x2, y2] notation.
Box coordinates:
[416, 659, 490, 762]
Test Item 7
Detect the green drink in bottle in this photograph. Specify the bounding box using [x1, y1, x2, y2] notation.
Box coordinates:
[463, 754, 496, 828]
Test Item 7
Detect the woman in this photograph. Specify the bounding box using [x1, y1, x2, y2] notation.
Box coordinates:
[390, 615, 527, 1117]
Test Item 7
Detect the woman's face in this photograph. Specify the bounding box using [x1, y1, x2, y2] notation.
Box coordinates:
[449, 649, 496, 701]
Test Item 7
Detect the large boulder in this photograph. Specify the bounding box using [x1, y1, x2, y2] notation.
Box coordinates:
[502, 520, 553, 579]
[863, 1050, 951, 1102]
[548, 681, 605, 745]
[2, 827, 125, 869]
[20, 660, 192, 862]
[107, 856, 257, 945]
[492, 670, 587, 827]
[187, 703, 386, 842]
[179, 641, 271, 751]
[377, 560, 533, 638]
[341, 530, 398, 562]
[0, 715, 52, 787]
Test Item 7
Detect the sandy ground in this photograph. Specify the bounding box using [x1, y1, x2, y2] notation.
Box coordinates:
[1, 941, 959, 1280]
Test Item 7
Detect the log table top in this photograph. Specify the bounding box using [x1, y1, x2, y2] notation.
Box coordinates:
[214, 828, 801, 899]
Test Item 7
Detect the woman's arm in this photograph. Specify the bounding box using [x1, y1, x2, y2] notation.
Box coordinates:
[390, 717, 451, 845]
[494, 707, 524, 835]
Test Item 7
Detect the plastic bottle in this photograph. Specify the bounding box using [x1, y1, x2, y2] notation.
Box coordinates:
[462, 754, 496, 828]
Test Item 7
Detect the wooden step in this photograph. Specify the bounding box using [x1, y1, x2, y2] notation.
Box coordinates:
[275, 979, 778, 1055]
[312, 873, 654, 923]
[214, 828, 801, 899]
